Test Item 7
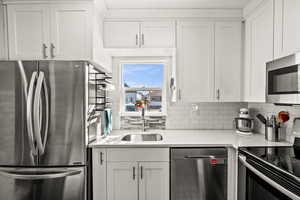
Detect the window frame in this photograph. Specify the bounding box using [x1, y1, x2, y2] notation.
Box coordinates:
[119, 59, 168, 116]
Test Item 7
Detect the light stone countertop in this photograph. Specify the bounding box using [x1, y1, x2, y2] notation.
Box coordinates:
[89, 129, 292, 149]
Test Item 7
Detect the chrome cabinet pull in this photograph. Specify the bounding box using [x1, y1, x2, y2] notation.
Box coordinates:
[133, 167, 136, 180]
[216, 89, 220, 100]
[42, 44, 48, 59]
[135, 34, 138, 46]
[50, 43, 55, 59]
[141, 34, 145, 46]
[140, 166, 143, 179]
[100, 152, 104, 165]
[178, 89, 182, 100]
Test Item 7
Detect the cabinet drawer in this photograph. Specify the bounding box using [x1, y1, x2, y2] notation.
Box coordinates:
[107, 148, 169, 162]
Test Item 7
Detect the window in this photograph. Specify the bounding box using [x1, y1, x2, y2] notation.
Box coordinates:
[121, 62, 166, 115]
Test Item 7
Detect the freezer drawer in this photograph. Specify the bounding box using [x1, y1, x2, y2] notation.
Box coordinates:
[0, 166, 86, 200]
[171, 148, 227, 200]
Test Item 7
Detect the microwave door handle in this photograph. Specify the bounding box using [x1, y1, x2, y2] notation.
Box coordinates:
[0, 168, 81, 180]
[239, 155, 300, 200]
[26, 72, 38, 156]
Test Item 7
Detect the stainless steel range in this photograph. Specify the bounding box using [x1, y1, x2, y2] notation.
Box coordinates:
[0, 60, 97, 200]
[238, 144, 300, 200]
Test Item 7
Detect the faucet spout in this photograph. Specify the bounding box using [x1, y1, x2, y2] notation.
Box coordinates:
[141, 108, 146, 132]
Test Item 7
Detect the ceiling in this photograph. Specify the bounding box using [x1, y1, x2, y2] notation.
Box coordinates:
[104, 0, 251, 9]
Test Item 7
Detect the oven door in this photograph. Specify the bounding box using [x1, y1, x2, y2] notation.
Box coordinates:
[238, 154, 300, 200]
[266, 64, 300, 104]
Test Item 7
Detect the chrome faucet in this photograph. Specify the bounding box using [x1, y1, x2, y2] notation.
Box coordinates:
[141, 107, 146, 132]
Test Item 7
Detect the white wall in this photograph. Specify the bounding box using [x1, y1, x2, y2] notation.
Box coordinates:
[0, 4, 7, 59]
[92, 0, 112, 72]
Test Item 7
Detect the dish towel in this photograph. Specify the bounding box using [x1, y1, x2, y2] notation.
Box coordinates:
[102, 108, 113, 136]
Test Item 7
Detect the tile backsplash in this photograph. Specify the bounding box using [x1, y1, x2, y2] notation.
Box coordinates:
[248, 103, 300, 142]
[166, 102, 247, 130]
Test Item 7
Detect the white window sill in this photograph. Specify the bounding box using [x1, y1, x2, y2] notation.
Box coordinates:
[120, 112, 167, 117]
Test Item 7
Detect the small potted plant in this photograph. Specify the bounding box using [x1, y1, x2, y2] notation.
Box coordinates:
[135, 99, 149, 115]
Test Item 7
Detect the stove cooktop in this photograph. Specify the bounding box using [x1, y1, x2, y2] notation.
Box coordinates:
[239, 146, 300, 181]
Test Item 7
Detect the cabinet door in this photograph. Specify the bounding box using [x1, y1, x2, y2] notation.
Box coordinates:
[244, 0, 274, 102]
[7, 4, 50, 60]
[107, 162, 138, 200]
[274, 0, 300, 58]
[140, 21, 175, 48]
[50, 4, 92, 60]
[104, 21, 140, 48]
[139, 162, 169, 200]
[93, 149, 107, 200]
[215, 22, 242, 102]
[177, 21, 215, 102]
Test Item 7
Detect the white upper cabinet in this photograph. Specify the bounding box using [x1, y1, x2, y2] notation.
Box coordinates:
[177, 21, 215, 102]
[7, 3, 92, 60]
[140, 21, 175, 48]
[177, 20, 242, 102]
[7, 5, 50, 60]
[274, 0, 300, 58]
[104, 21, 175, 48]
[215, 22, 242, 102]
[244, 0, 274, 102]
[104, 21, 140, 48]
[50, 4, 92, 60]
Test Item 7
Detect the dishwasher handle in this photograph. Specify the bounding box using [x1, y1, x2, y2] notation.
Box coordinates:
[184, 155, 224, 159]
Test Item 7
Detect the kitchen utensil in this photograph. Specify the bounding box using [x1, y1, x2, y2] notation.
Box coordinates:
[256, 114, 267, 125]
[277, 111, 290, 124]
[265, 126, 281, 142]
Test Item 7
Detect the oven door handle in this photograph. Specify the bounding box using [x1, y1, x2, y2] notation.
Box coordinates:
[239, 155, 300, 200]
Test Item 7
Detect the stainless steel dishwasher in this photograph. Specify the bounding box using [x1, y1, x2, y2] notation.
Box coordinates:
[171, 148, 228, 200]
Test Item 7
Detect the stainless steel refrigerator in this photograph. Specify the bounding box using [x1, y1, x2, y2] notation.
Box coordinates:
[0, 60, 88, 200]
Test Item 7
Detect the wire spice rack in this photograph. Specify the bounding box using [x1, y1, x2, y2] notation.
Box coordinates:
[88, 65, 113, 112]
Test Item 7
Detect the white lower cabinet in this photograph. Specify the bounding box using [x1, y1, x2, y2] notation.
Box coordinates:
[93, 148, 107, 200]
[93, 148, 170, 200]
[139, 162, 169, 200]
[107, 162, 138, 200]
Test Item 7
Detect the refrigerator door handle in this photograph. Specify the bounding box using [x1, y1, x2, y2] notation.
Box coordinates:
[26, 72, 38, 156]
[42, 73, 49, 154]
[0, 168, 81, 180]
[33, 72, 49, 155]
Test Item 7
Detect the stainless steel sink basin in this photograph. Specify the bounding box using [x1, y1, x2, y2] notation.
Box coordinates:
[121, 134, 163, 142]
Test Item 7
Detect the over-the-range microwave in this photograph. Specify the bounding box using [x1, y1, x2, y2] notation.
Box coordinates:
[266, 52, 300, 105]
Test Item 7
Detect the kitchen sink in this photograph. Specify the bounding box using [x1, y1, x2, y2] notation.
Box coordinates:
[121, 134, 163, 142]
